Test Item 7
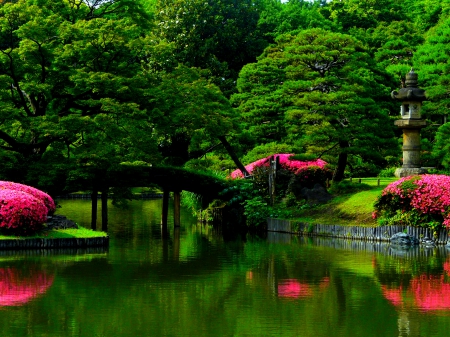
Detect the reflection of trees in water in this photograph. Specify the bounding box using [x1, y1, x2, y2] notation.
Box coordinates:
[0, 267, 54, 307]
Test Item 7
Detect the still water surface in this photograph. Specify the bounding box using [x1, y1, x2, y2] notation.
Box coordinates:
[1, 199, 450, 336]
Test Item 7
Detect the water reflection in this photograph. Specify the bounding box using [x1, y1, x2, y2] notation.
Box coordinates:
[3, 199, 449, 336]
[278, 279, 315, 298]
[381, 271, 450, 312]
[0, 267, 54, 307]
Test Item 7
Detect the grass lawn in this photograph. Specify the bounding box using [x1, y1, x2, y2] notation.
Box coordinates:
[291, 177, 398, 227]
[0, 227, 108, 240]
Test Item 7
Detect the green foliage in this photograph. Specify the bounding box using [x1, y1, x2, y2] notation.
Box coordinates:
[153, 0, 269, 95]
[414, 19, 450, 118]
[325, 0, 404, 31]
[328, 181, 372, 195]
[376, 208, 441, 230]
[110, 187, 135, 209]
[181, 191, 204, 217]
[259, 0, 334, 39]
[0, 0, 160, 189]
[378, 167, 396, 178]
[432, 123, 450, 169]
[346, 160, 381, 178]
[220, 179, 257, 208]
[242, 196, 269, 227]
[241, 142, 294, 166]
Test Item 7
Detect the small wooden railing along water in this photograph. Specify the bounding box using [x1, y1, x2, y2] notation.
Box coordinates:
[267, 220, 450, 245]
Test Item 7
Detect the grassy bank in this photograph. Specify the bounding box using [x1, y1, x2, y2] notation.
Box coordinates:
[0, 227, 107, 240]
[291, 177, 397, 227]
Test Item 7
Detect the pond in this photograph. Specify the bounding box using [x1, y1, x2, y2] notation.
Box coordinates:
[1, 199, 450, 336]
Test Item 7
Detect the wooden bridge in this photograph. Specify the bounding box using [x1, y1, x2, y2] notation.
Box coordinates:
[66, 164, 230, 234]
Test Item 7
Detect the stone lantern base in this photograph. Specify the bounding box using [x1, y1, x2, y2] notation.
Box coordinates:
[394, 167, 428, 178]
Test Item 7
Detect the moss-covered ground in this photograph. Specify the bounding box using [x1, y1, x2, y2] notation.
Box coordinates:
[0, 227, 107, 240]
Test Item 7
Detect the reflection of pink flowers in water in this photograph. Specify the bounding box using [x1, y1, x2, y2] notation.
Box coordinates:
[382, 274, 450, 311]
[278, 279, 312, 298]
[444, 261, 450, 276]
[0, 268, 54, 306]
[381, 286, 403, 307]
[411, 275, 450, 311]
[278, 277, 329, 298]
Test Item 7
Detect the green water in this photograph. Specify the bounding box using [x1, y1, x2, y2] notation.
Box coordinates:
[0, 199, 450, 336]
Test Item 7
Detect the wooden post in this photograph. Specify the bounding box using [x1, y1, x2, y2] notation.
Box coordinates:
[91, 189, 98, 230]
[173, 227, 180, 261]
[377, 178, 380, 187]
[358, 178, 362, 184]
[101, 189, 108, 232]
[268, 156, 279, 205]
[174, 191, 181, 227]
[161, 189, 169, 238]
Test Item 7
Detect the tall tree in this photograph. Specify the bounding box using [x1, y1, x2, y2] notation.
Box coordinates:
[233, 28, 397, 181]
[413, 18, 450, 118]
[0, 0, 155, 191]
[153, 0, 269, 96]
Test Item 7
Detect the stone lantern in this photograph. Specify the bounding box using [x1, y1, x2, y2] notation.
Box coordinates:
[391, 69, 427, 178]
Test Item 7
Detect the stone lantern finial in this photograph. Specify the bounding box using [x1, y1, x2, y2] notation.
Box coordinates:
[405, 68, 418, 87]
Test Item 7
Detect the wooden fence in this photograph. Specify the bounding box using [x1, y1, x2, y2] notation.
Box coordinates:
[267, 218, 449, 244]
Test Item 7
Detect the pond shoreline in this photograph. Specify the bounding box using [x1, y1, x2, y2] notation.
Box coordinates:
[0, 236, 109, 250]
[267, 218, 449, 245]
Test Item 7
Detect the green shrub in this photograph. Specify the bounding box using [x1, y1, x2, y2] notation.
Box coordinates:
[378, 167, 396, 177]
[328, 180, 372, 195]
[242, 196, 270, 227]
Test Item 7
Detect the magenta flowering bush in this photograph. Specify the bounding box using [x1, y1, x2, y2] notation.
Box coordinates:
[230, 154, 328, 179]
[373, 174, 450, 229]
[0, 189, 48, 235]
[0, 181, 55, 215]
[229, 154, 331, 204]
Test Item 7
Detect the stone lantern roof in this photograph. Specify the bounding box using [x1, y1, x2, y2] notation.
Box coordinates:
[391, 69, 427, 102]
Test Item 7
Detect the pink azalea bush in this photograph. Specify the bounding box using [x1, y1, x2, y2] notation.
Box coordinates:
[0, 181, 55, 215]
[230, 154, 328, 179]
[373, 174, 450, 229]
[228, 154, 331, 214]
[0, 189, 48, 234]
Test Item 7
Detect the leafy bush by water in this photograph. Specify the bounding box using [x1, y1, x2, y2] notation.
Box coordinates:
[373, 174, 450, 231]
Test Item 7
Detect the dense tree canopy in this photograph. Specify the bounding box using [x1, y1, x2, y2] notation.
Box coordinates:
[153, 0, 270, 96]
[0, 0, 450, 193]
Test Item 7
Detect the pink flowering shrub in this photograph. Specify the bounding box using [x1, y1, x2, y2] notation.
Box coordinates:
[0, 189, 48, 235]
[230, 154, 328, 179]
[373, 174, 450, 229]
[0, 181, 55, 215]
[229, 154, 331, 204]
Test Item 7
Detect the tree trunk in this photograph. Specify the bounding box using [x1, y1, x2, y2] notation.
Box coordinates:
[161, 189, 169, 239]
[173, 190, 181, 227]
[332, 141, 349, 182]
[91, 189, 98, 230]
[218, 136, 250, 177]
[101, 189, 108, 232]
